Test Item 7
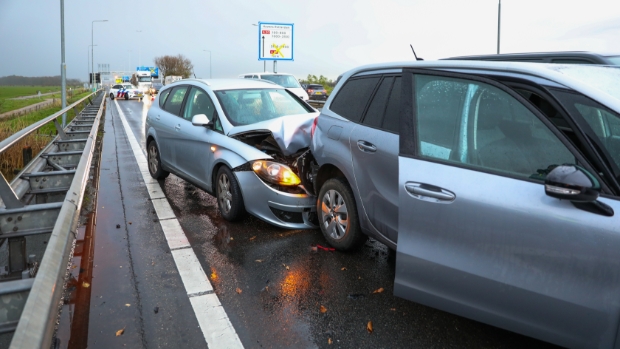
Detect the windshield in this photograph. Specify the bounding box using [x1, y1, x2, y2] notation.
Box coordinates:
[215, 88, 313, 126]
[259, 75, 301, 88]
[138, 76, 151, 82]
[547, 65, 620, 101]
[605, 56, 620, 65]
[122, 84, 136, 89]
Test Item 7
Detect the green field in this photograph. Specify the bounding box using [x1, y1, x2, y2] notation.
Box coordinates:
[0, 86, 87, 114]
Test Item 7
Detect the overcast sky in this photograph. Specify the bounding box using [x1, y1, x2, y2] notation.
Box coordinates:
[1, 0, 619, 81]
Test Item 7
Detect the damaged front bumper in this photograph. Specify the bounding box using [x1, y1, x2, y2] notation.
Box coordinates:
[235, 170, 317, 229]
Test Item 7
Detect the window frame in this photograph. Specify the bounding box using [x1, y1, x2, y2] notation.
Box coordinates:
[329, 75, 381, 124]
[181, 86, 216, 122]
[399, 68, 598, 187]
[358, 74, 402, 134]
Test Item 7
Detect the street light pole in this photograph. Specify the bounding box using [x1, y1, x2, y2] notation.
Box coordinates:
[137, 30, 142, 68]
[203, 49, 212, 79]
[92, 19, 108, 91]
[497, 0, 501, 54]
[252, 23, 266, 72]
[60, 0, 67, 126]
[88, 45, 97, 89]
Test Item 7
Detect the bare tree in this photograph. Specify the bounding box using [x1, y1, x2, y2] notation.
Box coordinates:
[153, 54, 194, 80]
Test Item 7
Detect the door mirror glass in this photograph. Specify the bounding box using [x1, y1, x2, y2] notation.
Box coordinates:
[544, 165, 600, 202]
[192, 114, 211, 127]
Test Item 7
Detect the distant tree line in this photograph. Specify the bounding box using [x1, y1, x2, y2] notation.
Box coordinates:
[0, 75, 82, 86]
[153, 54, 194, 80]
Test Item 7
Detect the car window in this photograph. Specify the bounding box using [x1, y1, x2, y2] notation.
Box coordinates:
[550, 59, 593, 64]
[414, 74, 575, 180]
[258, 75, 301, 88]
[159, 89, 171, 108]
[330, 77, 380, 123]
[183, 87, 215, 121]
[163, 86, 188, 116]
[112, 85, 121, 89]
[363, 77, 393, 128]
[382, 77, 401, 133]
[215, 88, 313, 126]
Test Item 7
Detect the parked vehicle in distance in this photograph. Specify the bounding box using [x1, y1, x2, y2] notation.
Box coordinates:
[131, 71, 153, 94]
[239, 72, 309, 101]
[145, 79, 319, 229]
[444, 51, 620, 65]
[305, 84, 328, 101]
[109, 83, 144, 101]
[303, 60, 620, 348]
[164, 75, 182, 85]
[148, 82, 163, 95]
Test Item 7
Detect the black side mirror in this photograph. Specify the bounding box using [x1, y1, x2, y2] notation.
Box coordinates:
[544, 165, 600, 203]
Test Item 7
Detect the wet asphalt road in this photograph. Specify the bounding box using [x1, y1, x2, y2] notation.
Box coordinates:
[103, 97, 559, 349]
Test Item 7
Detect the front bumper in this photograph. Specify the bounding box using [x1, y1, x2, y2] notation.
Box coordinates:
[235, 171, 317, 229]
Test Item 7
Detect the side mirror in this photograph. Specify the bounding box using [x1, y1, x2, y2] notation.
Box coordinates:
[544, 165, 600, 203]
[191, 114, 211, 127]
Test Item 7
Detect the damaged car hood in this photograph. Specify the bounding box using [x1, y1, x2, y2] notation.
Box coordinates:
[228, 112, 319, 156]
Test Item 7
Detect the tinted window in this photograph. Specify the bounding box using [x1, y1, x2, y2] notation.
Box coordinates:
[159, 89, 171, 108]
[551, 59, 593, 64]
[383, 77, 401, 133]
[163, 86, 188, 116]
[363, 77, 393, 128]
[414, 74, 574, 179]
[330, 77, 380, 123]
[183, 87, 215, 121]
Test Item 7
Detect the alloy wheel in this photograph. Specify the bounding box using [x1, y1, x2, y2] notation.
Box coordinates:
[321, 189, 348, 240]
[218, 173, 233, 214]
[148, 144, 159, 175]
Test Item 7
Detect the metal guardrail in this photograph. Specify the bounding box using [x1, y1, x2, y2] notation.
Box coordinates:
[307, 100, 326, 110]
[0, 91, 105, 348]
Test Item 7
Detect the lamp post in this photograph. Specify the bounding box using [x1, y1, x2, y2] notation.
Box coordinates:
[137, 30, 142, 68]
[92, 19, 108, 91]
[61, 0, 67, 126]
[88, 45, 97, 88]
[203, 49, 212, 79]
[497, 0, 501, 54]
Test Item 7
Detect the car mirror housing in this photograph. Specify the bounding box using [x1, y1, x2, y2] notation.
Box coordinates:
[191, 114, 211, 127]
[544, 165, 600, 203]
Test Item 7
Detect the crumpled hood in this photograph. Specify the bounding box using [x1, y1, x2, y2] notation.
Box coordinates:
[228, 112, 319, 156]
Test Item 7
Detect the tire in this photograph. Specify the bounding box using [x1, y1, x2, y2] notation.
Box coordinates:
[216, 166, 246, 221]
[124, 93, 129, 100]
[317, 178, 366, 251]
[147, 141, 169, 180]
[110, 93, 115, 100]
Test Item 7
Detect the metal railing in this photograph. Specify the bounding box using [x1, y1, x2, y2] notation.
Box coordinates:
[0, 91, 105, 348]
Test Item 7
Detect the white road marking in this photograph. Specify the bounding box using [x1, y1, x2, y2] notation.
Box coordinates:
[113, 100, 244, 349]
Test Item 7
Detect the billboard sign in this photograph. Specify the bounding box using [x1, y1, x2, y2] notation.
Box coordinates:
[136, 66, 159, 78]
[258, 22, 294, 61]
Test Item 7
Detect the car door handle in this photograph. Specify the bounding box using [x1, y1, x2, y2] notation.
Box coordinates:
[175, 124, 181, 131]
[405, 182, 455, 202]
[357, 140, 377, 153]
[156, 115, 161, 120]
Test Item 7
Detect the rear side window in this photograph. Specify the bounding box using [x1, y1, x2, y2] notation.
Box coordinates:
[363, 77, 393, 128]
[330, 77, 380, 123]
[163, 86, 188, 116]
[382, 77, 401, 133]
[159, 89, 171, 108]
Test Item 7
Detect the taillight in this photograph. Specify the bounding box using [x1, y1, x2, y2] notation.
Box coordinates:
[308, 89, 314, 93]
[311, 117, 318, 139]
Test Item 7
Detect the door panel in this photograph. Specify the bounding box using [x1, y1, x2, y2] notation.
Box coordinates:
[395, 159, 620, 348]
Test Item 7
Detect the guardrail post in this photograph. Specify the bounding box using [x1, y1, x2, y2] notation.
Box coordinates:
[53, 120, 68, 140]
[0, 173, 24, 209]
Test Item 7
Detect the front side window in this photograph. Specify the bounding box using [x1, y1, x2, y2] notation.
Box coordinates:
[215, 88, 313, 126]
[330, 76, 380, 123]
[159, 89, 171, 108]
[163, 86, 188, 116]
[183, 87, 215, 121]
[414, 74, 574, 180]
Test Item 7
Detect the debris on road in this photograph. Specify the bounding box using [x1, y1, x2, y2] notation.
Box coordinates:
[320, 305, 328, 313]
[236, 287, 243, 294]
[317, 244, 335, 252]
[328, 338, 333, 345]
[116, 327, 125, 336]
[372, 288, 384, 294]
[116, 224, 121, 228]
[341, 267, 347, 271]
[348, 294, 365, 300]
[153, 306, 159, 314]
[367, 321, 373, 334]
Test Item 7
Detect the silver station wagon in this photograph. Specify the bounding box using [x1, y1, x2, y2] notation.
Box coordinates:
[304, 61, 620, 348]
[144, 79, 319, 229]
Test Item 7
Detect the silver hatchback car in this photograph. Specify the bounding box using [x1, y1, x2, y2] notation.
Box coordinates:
[306, 61, 620, 348]
[144, 79, 319, 229]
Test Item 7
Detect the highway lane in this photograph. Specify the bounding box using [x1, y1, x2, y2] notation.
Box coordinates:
[111, 96, 558, 349]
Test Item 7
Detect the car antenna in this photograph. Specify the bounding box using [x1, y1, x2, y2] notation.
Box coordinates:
[410, 44, 424, 61]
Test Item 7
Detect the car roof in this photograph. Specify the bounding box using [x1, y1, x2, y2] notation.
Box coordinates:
[443, 51, 619, 63]
[168, 78, 284, 91]
[240, 72, 295, 76]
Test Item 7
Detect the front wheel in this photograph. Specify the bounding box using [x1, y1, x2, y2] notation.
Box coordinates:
[109, 93, 115, 100]
[147, 141, 169, 179]
[216, 166, 245, 221]
[317, 178, 366, 251]
[124, 93, 129, 100]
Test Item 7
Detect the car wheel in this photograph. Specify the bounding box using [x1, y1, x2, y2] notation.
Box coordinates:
[124, 94, 129, 100]
[109, 93, 114, 100]
[147, 141, 169, 180]
[318, 178, 366, 251]
[216, 166, 246, 221]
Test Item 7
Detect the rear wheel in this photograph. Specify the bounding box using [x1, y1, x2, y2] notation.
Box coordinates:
[147, 141, 169, 179]
[216, 166, 245, 221]
[317, 178, 366, 251]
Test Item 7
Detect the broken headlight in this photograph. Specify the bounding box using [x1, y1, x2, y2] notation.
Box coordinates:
[252, 160, 301, 186]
